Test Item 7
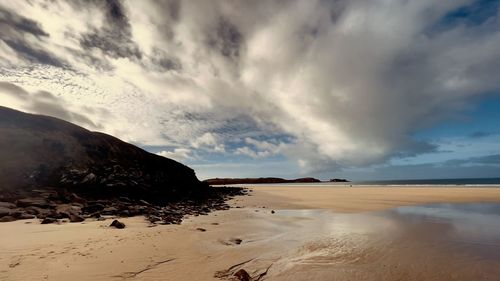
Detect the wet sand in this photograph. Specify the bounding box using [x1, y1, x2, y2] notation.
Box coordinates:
[2, 185, 500, 280]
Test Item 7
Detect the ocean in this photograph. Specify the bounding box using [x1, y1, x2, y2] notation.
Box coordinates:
[352, 177, 500, 186]
[240, 178, 500, 187]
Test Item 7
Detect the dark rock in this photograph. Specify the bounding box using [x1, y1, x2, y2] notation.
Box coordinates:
[101, 206, 118, 215]
[147, 215, 161, 223]
[0, 106, 205, 205]
[271, 210, 275, 214]
[41, 217, 57, 224]
[329, 178, 349, 182]
[16, 213, 36, 220]
[229, 238, 242, 245]
[68, 193, 87, 204]
[233, 269, 251, 281]
[69, 213, 85, 223]
[196, 228, 207, 232]
[0, 202, 16, 209]
[110, 219, 125, 229]
[0, 207, 11, 217]
[24, 206, 39, 215]
[16, 198, 50, 208]
[0, 216, 16, 222]
[0, 107, 249, 224]
[138, 199, 151, 206]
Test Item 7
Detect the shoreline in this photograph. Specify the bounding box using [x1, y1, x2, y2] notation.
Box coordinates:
[242, 185, 500, 212]
[2, 185, 500, 280]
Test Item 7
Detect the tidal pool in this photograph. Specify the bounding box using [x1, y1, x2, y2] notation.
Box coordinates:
[238, 203, 500, 281]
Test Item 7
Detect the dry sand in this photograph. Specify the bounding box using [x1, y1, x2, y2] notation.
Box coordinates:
[2, 185, 500, 281]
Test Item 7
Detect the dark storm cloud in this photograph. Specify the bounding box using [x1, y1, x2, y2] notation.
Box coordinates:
[445, 154, 500, 166]
[3, 39, 65, 67]
[0, 82, 99, 128]
[1, 0, 500, 176]
[0, 6, 65, 67]
[79, 0, 142, 60]
[209, 18, 243, 59]
[469, 131, 495, 138]
[164, 0, 181, 22]
[147, 48, 182, 72]
[0, 7, 48, 37]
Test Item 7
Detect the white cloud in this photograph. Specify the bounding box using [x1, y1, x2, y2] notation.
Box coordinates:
[191, 132, 225, 152]
[156, 148, 192, 162]
[0, 0, 499, 174]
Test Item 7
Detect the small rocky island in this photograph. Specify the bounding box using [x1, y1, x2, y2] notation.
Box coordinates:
[329, 178, 350, 182]
[0, 106, 246, 225]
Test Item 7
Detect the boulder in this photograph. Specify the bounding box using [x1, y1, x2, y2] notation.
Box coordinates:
[0, 216, 16, 222]
[69, 213, 85, 223]
[110, 219, 125, 229]
[147, 215, 162, 223]
[16, 213, 36, 220]
[0, 207, 11, 217]
[233, 269, 251, 281]
[41, 217, 57, 224]
[0, 202, 16, 209]
[229, 238, 243, 245]
[16, 198, 51, 208]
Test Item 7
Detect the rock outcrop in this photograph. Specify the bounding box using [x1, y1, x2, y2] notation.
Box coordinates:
[0, 106, 204, 202]
[0, 106, 247, 224]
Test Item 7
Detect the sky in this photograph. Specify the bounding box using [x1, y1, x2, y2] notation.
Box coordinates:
[0, 0, 499, 181]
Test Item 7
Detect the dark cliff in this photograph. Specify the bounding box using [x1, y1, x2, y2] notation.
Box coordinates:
[0, 106, 205, 203]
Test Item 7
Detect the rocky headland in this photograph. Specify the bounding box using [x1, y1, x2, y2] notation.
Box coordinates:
[0, 106, 246, 225]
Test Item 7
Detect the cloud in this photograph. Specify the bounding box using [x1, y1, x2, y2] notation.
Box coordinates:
[469, 131, 495, 138]
[191, 132, 225, 152]
[445, 154, 500, 166]
[0, 82, 102, 128]
[157, 148, 192, 162]
[0, 0, 500, 174]
[234, 137, 288, 159]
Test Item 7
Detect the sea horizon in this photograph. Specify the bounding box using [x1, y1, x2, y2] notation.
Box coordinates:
[232, 177, 500, 187]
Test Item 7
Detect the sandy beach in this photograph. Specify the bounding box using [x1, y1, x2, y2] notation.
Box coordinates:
[2, 185, 500, 281]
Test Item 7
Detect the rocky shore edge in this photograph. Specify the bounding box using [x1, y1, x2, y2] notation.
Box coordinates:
[0, 186, 249, 226]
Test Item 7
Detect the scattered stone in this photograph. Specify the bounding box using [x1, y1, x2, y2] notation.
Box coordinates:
[147, 215, 161, 223]
[0, 186, 248, 224]
[138, 199, 151, 206]
[69, 213, 85, 223]
[41, 217, 57, 224]
[0, 207, 11, 217]
[196, 228, 207, 232]
[211, 222, 219, 225]
[0, 202, 16, 209]
[0, 216, 16, 222]
[16, 213, 36, 220]
[16, 198, 50, 208]
[110, 219, 125, 229]
[229, 238, 243, 245]
[271, 210, 275, 214]
[233, 269, 251, 281]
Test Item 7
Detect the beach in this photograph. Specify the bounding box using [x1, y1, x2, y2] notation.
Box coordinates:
[2, 185, 500, 281]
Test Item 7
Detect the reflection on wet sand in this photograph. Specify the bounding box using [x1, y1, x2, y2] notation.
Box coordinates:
[228, 203, 500, 281]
